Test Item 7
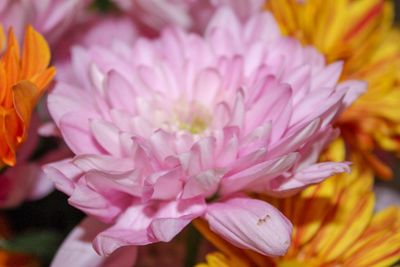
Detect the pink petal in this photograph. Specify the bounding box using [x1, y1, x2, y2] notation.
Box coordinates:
[72, 155, 135, 174]
[43, 159, 82, 195]
[90, 119, 123, 157]
[182, 170, 221, 199]
[48, 83, 95, 126]
[94, 197, 206, 255]
[205, 197, 292, 256]
[149, 130, 175, 162]
[38, 122, 60, 137]
[268, 118, 321, 158]
[106, 70, 136, 112]
[145, 168, 184, 200]
[59, 112, 104, 155]
[310, 62, 343, 91]
[244, 11, 280, 43]
[270, 162, 350, 193]
[245, 76, 292, 134]
[51, 217, 137, 267]
[68, 180, 129, 223]
[338, 80, 367, 107]
[220, 153, 298, 195]
[215, 126, 240, 167]
[84, 169, 144, 197]
[27, 169, 54, 201]
[206, 7, 242, 50]
[194, 68, 221, 106]
[69, 46, 96, 89]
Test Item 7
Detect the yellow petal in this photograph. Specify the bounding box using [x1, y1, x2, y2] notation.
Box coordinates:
[321, 138, 346, 162]
[193, 219, 258, 267]
[341, 206, 400, 267]
[196, 253, 232, 267]
[303, 168, 374, 261]
[284, 177, 337, 257]
[265, 0, 297, 35]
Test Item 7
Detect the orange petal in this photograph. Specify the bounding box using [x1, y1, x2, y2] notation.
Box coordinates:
[21, 25, 51, 79]
[0, 250, 39, 267]
[30, 66, 56, 92]
[12, 80, 41, 142]
[6, 28, 20, 59]
[0, 108, 16, 166]
[0, 62, 7, 104]
[365, 153, 393, 180]
[0, 26, 5, 52]
[2, 44, 20, 106]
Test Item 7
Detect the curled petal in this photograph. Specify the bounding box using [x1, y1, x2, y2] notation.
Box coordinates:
[94, 197, 206, 255]
[205, 197, 292, 256]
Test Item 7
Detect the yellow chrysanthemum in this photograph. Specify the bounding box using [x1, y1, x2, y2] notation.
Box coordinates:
[195, 163, 400, 267]
[0, 25, 55, 167]
[265, 0, 400, 179]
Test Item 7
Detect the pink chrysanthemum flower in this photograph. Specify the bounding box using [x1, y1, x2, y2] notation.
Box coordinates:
[0, 0, 91, 44]
[44, 8, 365, 257]
[112, 0, 264, 33]
[53, 16, 138, 89]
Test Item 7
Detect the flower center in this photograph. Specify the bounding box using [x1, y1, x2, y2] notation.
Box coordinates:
[179, 115, 208, 134]
[173, 100, 211, 135]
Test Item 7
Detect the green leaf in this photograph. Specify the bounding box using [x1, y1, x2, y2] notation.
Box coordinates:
[0, 230, 63, 264]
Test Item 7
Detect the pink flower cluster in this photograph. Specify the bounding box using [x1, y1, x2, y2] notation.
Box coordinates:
[0, 0, 91, 44]
[111, 0, 264, 33]
[44, 6, 365, 262]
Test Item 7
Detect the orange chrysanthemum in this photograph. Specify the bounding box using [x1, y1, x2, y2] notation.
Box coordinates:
[0, 250, 39, 267]
[265, 0, 400, 179]
[195, 162, 400, 267]
[0, 215, 39, 267]
[0, 25, 55, 167]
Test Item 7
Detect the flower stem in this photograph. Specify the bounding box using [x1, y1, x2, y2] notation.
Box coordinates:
[184, 224, 202, 267]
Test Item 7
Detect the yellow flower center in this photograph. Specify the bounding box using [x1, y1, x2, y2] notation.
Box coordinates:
[179, 115, 209, 134]
[173, 100, 211, 134]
